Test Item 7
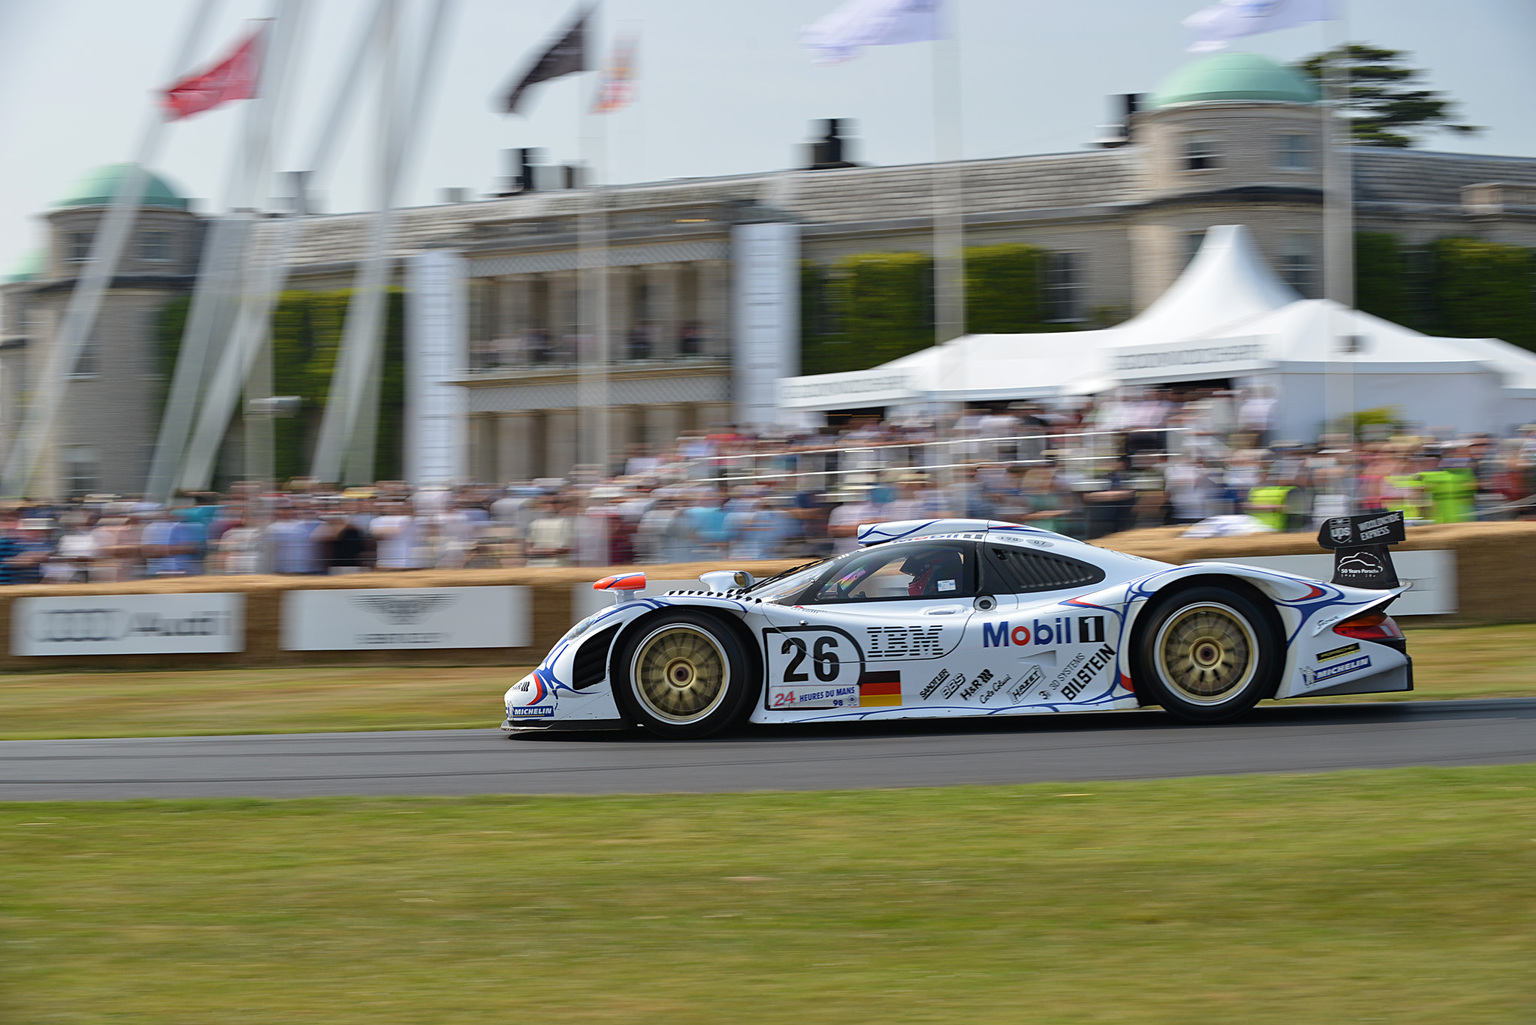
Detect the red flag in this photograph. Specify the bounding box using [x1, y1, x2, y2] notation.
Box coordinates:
[162, 25, 264, 121]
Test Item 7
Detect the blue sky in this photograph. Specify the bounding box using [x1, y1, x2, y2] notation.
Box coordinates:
[1, 0, 1532, 282]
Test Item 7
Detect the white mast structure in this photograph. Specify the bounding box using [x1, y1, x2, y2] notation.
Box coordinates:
[0, 0, 224, 498]
[310, 0, 456, 486]
[146, 1, 306, 503]
[174, 0, 453, 493]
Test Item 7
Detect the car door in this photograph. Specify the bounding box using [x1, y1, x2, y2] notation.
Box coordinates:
[957, 542, 1116, 708]
[759, 539, 983, 712]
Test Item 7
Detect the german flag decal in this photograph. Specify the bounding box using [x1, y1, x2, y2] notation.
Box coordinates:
[858, 670, 902, 707]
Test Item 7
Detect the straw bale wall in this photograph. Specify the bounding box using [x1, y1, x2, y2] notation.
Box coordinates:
[1, 520, 1530, 672]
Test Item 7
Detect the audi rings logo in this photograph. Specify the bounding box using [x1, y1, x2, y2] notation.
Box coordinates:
[25, 607, 232, 645]
[30, 608, 127, 643]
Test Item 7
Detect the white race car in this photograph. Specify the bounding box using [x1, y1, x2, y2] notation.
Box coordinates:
[503, 517, 1412, 738]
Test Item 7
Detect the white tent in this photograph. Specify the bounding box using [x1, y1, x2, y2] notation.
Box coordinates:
[777, 223, 1298, 414]
[777, 224, 1536, 437]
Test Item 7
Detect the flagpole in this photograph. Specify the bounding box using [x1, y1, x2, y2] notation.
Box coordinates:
[931, 7, 963, 514]
[578, 46, 610, 482]
[1321, 4, 1356, 506]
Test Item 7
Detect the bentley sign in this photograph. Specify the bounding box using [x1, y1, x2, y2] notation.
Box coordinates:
[281, 586, 530, 650]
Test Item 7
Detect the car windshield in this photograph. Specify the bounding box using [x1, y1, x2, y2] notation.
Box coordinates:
[747, 556, 842, 604]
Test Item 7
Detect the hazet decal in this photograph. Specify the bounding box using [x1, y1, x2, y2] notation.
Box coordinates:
[1007, 665, 1046, 702]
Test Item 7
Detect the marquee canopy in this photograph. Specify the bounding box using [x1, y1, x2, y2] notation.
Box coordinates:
[776, 224, 1536, 436]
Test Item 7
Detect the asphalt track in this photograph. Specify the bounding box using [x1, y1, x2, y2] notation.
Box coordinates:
[2, 697, 1535, 801]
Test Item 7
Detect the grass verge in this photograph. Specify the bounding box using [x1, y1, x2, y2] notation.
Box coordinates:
[0, 622, 1531, 741]
[3, 766, 1534, 1023]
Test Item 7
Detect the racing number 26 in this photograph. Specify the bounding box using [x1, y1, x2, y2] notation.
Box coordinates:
[780, 635, 840, 682]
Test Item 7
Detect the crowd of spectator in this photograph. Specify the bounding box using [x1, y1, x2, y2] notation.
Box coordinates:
[0, 387, 1530, 583]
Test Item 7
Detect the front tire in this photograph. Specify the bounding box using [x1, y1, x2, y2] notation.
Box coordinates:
[1136, 586, 1279, 724]
[616, 611, 755, 739]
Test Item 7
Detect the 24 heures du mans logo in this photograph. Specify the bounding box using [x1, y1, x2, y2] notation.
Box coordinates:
[28, 607, 231, 644]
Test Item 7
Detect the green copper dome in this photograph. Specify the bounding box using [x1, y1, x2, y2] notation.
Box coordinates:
[1151, 52, 1320, 109]
[55, 164, 190, 211]
[4, 249, 45, 284]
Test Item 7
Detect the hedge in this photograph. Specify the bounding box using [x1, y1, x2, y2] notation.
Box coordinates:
[801, 243, 1053, 375]
[157, 289, 406, 488]
[1425, 238, 1536, 351]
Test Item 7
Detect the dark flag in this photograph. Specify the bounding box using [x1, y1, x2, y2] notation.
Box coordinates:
[499, 7, 590, 115]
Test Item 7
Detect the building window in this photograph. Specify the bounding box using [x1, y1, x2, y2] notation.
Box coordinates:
[69, 232, 92, 262]
[69, 339, 101, 378]
[1275, 133, 1314, 170]
[1185, 133, 1219, 171]
[63, 446, 99, 498]
[1280, 252, 1315, 297]
[140, 231, 170, 262]
[1042, 252, 1082, 322]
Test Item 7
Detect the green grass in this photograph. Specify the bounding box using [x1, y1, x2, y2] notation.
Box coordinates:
[3, 767, 1534, 1023]
[0, 621, 1531, 741]
[0, 664, 522, 740]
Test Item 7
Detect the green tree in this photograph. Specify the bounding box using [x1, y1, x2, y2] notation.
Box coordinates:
[1295, 44, 1480, 147]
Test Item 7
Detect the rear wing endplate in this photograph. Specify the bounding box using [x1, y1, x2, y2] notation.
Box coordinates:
[1316, 510, 1405, 589]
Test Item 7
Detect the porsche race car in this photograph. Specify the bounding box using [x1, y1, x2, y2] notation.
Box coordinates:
[503, 516, 1412, 738]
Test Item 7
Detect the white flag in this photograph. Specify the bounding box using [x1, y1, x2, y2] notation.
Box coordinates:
[802, 0, 943, 64]
[1183, 0, 1337, 54]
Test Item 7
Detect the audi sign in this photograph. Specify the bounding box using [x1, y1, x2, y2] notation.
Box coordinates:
[13, 594, 244, 656]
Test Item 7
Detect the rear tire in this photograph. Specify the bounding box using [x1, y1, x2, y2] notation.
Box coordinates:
[615, 611, 755, 739]
[1136, 586, 1279, 724]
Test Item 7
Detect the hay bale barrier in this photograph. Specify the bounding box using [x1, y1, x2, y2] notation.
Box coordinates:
[0, 520, 1529, 672]
[0, 560, 799, 672]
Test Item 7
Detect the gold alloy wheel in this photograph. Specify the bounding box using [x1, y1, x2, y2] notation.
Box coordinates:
[630, 625, 731, 724]
[1153, 602, 1258, 705]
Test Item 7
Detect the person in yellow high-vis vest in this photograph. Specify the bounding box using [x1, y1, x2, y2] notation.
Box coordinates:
[1246, 471, 1306, 532]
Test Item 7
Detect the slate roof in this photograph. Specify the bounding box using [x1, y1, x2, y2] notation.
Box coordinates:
[1352, 147, 1536, 208]
[274, 150, 1143, 269]
[265, 145, 1536, 271]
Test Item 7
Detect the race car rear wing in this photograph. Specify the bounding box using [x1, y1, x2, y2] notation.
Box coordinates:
[1316, 510, 1405, 589]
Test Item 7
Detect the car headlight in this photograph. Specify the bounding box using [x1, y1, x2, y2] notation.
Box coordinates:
[557, 613, 600, 646]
